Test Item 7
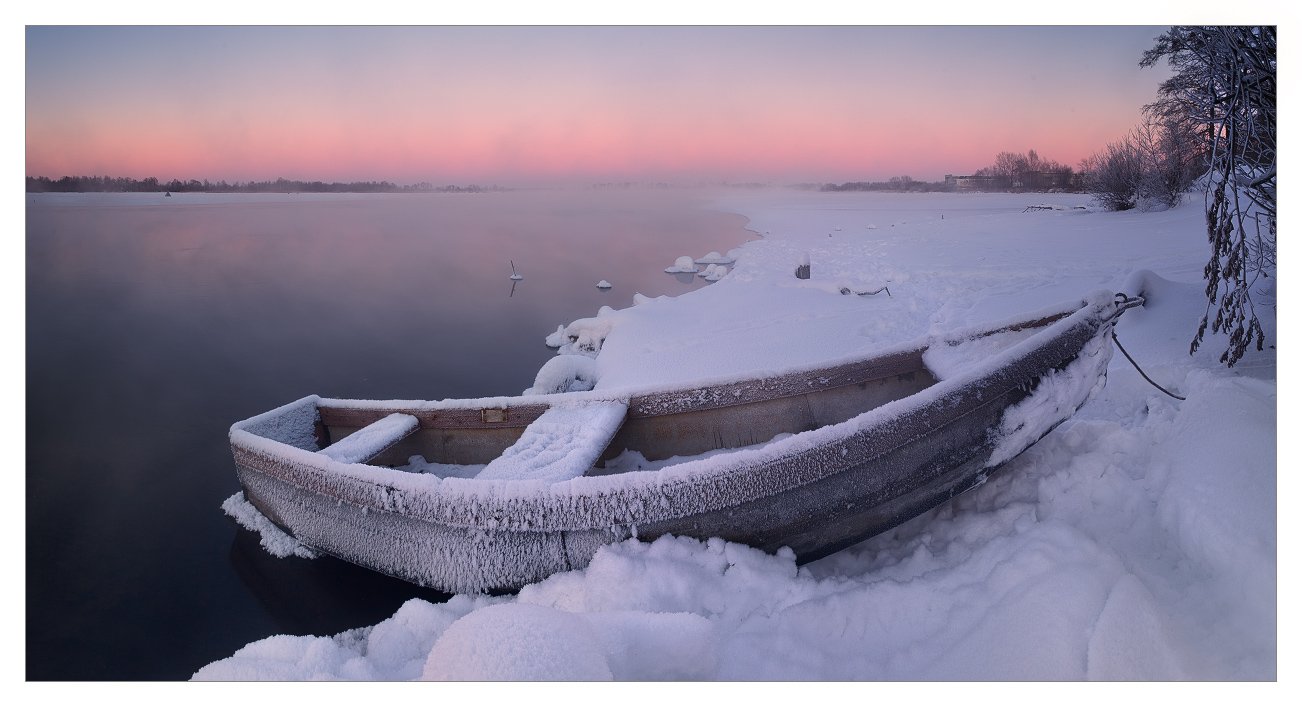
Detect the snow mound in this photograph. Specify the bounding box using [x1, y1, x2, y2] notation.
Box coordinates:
[596, 279, 612, 289]
[664, 255, 698, 273]
[524, 354, 600, 395]
[421, 604, 612, 680]
[544, 306, 622, 354]
[631, 293, 668, 307]
[194, 596, 501, 680]
[698, 264, 729, 281]
[694, 251, 734, 265]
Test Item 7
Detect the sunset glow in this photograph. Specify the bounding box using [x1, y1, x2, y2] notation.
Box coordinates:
[26, 26, 1172, 185]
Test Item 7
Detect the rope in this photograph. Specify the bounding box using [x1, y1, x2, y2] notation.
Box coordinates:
[1111, 330, 1186, 401]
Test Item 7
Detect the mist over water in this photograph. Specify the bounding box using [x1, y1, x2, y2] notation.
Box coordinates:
[25, 189, 752, 680]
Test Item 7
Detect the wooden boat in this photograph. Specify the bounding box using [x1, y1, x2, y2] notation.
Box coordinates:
[230, 292, 1140, 593]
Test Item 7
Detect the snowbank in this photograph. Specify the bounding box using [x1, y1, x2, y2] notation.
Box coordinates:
[200, 191, 1276, 681]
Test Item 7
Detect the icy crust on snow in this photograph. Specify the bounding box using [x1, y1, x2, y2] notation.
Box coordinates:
[319, 412, 418, 463]
[476, 401, 629, 482]
[231, 294, 1114, 539]
[220, 492, 319, 559]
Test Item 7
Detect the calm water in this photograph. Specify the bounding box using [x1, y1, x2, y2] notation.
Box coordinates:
[25, 189, 752, 680]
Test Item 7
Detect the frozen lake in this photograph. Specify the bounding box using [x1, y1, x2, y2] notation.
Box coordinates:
[25, 189, 752, 679]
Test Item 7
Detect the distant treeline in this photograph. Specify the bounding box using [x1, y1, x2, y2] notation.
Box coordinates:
[26, 175, 503, 194]
[816, 176, 951, 192]
[814, 150, 1083, 194]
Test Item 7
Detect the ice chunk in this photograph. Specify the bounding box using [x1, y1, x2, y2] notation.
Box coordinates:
[694, 251, 734, 265]
[596, 280, 613, 289]
[664, 256, 699, 273]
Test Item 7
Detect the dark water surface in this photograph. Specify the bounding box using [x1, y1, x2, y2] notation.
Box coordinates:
[25, 189, 751, 680]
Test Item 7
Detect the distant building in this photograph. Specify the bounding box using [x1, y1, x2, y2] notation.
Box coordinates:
[944, 171, 1074, 193]
[944, 174, 1009, 192]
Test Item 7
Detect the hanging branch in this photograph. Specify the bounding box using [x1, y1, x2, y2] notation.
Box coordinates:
[1143, 26, 1275, 366]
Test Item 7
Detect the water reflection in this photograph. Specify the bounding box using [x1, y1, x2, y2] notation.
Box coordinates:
[228, 527, 451, 637]
[26, 189, 752, 679]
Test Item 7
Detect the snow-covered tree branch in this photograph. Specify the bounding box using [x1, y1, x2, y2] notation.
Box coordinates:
[1142, 26, 1276, 367]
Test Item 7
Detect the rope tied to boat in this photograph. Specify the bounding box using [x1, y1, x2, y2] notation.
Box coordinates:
[1111, 292, 1187, 401]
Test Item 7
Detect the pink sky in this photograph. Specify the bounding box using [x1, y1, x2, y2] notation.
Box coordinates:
[26, 26, 1171, 185]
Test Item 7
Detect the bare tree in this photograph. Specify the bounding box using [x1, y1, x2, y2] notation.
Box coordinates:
[976, 149, 1074, 191]
[1132, 113, 1206, 210]
[1080, 138, 1144, 211]
[1142, 26, 1276, 366]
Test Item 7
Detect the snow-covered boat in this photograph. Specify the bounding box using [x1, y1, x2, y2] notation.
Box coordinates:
[229, 292, 1138, 593]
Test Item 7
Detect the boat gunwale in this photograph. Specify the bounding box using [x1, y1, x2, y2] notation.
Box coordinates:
[311, 346, 933, 434]
[304, 297, 1083, 425]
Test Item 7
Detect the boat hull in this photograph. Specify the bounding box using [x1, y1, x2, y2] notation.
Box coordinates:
[230, 295, 1118, 593]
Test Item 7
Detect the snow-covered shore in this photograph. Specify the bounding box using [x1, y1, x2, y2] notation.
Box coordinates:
[196, 191, 1277, 681]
